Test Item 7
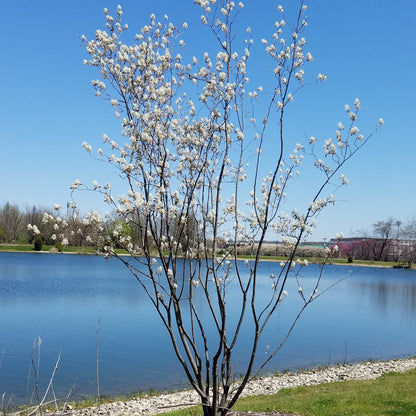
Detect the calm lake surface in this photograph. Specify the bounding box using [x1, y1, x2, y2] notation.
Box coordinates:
[1, 252, 415, 403]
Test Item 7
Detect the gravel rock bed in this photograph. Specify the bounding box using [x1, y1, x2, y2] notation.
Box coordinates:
[55, 357, 416, 416]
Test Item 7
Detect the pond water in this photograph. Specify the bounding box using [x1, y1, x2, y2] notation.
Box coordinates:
[0, 252, 415, 404]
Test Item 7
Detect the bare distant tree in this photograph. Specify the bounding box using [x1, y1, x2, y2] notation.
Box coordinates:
[0, 202, 21, 243]
[402, 219, 416, 264]
[372, 218, 395, 261]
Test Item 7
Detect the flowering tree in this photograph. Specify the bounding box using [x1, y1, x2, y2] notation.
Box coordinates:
[37, 1, 383, 415]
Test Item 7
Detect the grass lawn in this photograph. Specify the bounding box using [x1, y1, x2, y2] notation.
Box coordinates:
[163, 369, 416, 416]
[0, 243, 97, 254]
[233, 254, 402, 268]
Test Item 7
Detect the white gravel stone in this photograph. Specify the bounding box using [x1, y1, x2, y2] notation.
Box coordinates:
[50, 357, 416, 416]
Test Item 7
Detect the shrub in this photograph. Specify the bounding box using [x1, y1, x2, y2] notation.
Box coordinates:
[54, 241, 64, 252]
[33, 238, 43, 251]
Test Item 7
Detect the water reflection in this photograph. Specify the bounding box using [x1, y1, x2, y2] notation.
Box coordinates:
[0, 253, 147, 306]
[353, 275, 416, 320]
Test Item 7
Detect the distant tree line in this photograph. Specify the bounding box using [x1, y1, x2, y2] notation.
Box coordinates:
[0, 202, 200, 253]
[332, 218, 416, 264]
[1, 203, 415, 264]
[0, 202, 42, 244]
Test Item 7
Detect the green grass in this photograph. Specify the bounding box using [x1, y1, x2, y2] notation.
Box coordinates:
[0, 243, 42, 252]
[238, 254, 404, 269]
[0, 243, 97, 254]
[161, 369, 416, 416]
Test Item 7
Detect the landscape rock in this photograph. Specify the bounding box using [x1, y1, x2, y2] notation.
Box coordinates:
[49, 357, 416, 416]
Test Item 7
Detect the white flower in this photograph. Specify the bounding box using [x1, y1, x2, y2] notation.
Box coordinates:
[29, 225, 41, 235]
[335, 232, 344, 240]
[350, 126, 360, 135]
[51, 234, 56, 240]
[82, 141, 92, 152]
[71, 179, 81, 189]
[277, 5, 284, 12]
[54, 203, 61, 211]
[192, 279, 199, 288]
[339, 173, 349, 185]
[295, 70, 304, 81]
[317, 73, 327, 81]
[62, 238, 69, 246]
[305, 52, 313, 61]
[378, 118, 384, 126]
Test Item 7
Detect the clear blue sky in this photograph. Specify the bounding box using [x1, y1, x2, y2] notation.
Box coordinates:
[0, 0, 415, 240]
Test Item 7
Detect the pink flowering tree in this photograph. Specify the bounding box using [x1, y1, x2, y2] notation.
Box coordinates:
[39, 1, 383, 415]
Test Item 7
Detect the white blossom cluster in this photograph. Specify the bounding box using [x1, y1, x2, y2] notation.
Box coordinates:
[43, 1, 383, 278]
[40, 1, 383, 282]
[33, 4, 385, 391]
[32, 4, 386, 410]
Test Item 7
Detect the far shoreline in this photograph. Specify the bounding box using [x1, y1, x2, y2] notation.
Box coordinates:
[0, 245, 414, 270]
